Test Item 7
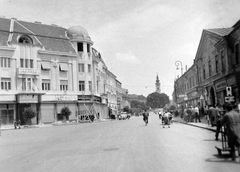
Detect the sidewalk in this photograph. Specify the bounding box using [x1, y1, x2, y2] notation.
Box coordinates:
[0, 118, 113, 131]
[173, 115, 216, 132]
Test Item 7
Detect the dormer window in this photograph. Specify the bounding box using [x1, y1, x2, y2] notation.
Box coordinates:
[18, 35, 33, 44]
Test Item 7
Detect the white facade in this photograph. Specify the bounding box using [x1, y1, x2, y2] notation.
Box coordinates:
[0, 18, 120, 125]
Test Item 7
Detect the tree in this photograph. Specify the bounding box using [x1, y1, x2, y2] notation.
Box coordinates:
[123, 106, 130, 113]
[61, 107, 72, 121]
[146, 92, 170, 109]
[22, 107, 36, 125]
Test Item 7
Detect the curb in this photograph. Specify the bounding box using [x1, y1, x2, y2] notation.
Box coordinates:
[0, 118, 113, 131]
[173, 120, 216, 132]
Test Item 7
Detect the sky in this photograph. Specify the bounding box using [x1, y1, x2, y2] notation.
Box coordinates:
[1, 0, 240, 98]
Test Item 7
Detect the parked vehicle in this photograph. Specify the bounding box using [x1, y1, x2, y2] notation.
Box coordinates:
[118, 112, 128, 120]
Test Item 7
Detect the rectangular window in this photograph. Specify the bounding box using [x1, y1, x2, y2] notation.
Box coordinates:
[203, 65, 206, 80]
[209, 61, 212, 77]
[30, 59, 34, 68]
[22, 78, 26, 90]
[60, 80, 68, 91]
[88, 64, 91, 73]
[221, 50, 226, 72]
[25, 59, 28, 68]
[1, 57, 11, 68]
[87, 44, 90, 53]
[79, 81, 85, 91]
[77, 42, 83, 52]
[235, 43, 239, 65]
[89, 81, 92, 91]
[20, 59, 24, 68]
[42, 79, 50, 91]
[78, 63, 85, 72]
[1, 78, 11, 90]
[27, 78, 31, 91]
[216, 59, 219, 73]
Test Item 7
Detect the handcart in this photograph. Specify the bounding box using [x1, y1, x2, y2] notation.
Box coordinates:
[215, 126, 231, 156]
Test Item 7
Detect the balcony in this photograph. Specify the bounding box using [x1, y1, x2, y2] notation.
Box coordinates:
[17, 68, 39, 77]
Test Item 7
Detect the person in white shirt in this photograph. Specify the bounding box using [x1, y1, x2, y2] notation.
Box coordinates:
[194, 105, 201, 123]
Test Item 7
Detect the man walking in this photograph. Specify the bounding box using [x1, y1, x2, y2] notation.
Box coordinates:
[194, 105, 201, 123]
[221, 103, 240, 161]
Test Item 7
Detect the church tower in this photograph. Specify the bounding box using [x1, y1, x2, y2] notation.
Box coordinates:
[155, 74, 161, 94]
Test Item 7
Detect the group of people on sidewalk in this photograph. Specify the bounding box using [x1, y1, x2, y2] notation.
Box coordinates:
[179, 102, 240, 162]
[182, 105, 202, 123]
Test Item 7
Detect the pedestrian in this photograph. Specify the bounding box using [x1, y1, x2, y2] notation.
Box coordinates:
[215, 103, 223, 141]
[17, 119, 21, 129]
[183, 108, 188, 123]
[209, 105, 218, 127]
[221, 103, 240, 161]
[186, 105, 192, 123]
[194, 105, 201, 123]
[14, 119, 17, 129]
[143, 110, 149, 125]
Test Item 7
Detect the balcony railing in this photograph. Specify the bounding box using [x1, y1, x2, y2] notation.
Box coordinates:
[17, 68, 39, 75]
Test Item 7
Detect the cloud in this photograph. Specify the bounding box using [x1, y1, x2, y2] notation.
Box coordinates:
[115, 52, 140, 64]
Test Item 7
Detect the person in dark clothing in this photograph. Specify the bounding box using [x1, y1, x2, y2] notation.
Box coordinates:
[143, 110, 149, 125]
[215, 104, 223, 141]
[221, 103, 240, 161]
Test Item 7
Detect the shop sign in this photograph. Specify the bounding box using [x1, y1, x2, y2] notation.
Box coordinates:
[215, 80, 227, 91]
[18, 95, 38, 103]
[55, 95, 77, 101]
[0, 95, 16, 102]
[227, 77, 236, 85]
[225, 96, 235, 102]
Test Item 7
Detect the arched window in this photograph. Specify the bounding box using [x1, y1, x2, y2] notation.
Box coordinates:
[18, 35, 33, 44]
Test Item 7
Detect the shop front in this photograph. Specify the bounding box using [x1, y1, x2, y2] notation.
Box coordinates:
[41, 95, 78, 123]
[16, 93, 43, 125]
[0, 95, 16, 126]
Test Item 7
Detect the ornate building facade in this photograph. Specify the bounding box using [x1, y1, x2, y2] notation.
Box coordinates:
[0, 17, 125, 126]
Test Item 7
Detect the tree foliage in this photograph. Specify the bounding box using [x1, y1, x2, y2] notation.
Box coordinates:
[146, 92, 170, 109]
[22, 107, 36, 119]
[130, 100, 147, 110]
[61, 106, 72, 120]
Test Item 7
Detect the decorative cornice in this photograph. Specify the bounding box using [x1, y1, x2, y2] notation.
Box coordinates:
[0, 46, 16, 51]
[38, 50, 78, 57]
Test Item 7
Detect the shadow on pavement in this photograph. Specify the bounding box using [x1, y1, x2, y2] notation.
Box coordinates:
[205, 154, 240, 164]
[203, 139, 218, 142]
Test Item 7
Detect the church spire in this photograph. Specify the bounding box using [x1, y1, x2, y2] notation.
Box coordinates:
[155, 73, 161, 93]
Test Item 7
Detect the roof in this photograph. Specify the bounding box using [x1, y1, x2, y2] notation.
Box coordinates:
[0, 17, 75, 53]
[205, 28, 233, 37]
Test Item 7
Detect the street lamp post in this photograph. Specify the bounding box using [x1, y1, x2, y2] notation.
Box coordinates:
[175, 60, 183, 76]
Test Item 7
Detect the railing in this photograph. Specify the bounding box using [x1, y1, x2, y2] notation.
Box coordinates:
[17, 68, 39, 75]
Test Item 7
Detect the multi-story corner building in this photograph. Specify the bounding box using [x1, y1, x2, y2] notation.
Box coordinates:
[174, 20, 240, 108]
[0, 17, 120, 126]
